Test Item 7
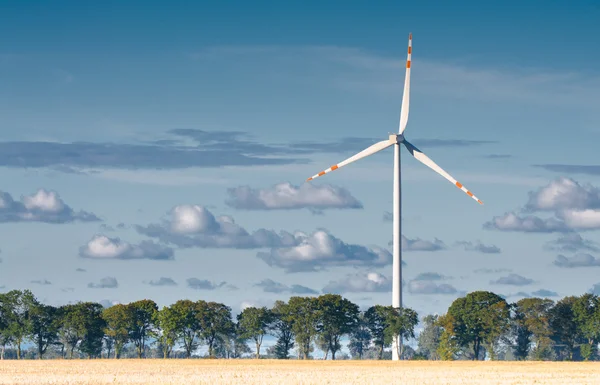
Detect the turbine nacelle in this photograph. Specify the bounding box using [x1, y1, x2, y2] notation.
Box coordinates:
[389, 134, 405, 144]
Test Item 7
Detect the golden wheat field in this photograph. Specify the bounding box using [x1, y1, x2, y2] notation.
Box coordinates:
[1, 359, 600, 385]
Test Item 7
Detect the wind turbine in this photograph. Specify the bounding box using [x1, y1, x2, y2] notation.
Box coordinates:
[305, 33, 483, 361]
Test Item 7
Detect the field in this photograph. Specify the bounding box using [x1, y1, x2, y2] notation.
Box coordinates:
[2, 360, 600, 385]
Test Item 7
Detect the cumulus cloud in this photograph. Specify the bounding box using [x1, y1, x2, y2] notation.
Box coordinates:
[485, 178, 600, 233]
[401, 235, 446, 251]
[146, 277, 178, 286]
[79, 235, 174, 260]
[257, 230, 391, 273]
[322, 272, 392, 294]
[30, 279, 51, 285]
[544, 233, 600, 253]
[254, 279, 318, 294]
[186, 278, 235, 290]
[88, 277, 118, 289]
[99, 299, 121, 308]
[225, 182, 363, 211]
[483, 212, 569, 233]
[525, 177, 600, 212]
[407, 281, 458, 295]
[0, 189, 100, 223]
[455, 240, 501, 254]
[135, 205, 300, 249]
[531, 289, 559, 297]
[553, 253, 600, 268]
[490, 273, 534, 286]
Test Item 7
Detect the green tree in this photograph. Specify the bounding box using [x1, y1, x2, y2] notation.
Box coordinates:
[154, 305, 180, 358]
[513, 297, 554, 360]
[446, 291, 509, 360]
[364, 305, 389, 359]
[196, 301, 235, 358]
[126, 299, 158, 358]
[348, 311, 371, 359]
[417, 314, 442, 360]
[270, 300, 295, 359]
[436, 313, 459, 360]
[0, 292, 12, 360]
[170, 299, 200, 358]
[572, 293, 600, 361]
[549, 296, 582, 361]
[287, 296, 320, 359]
[28, 301, 60, 359]
[102, 304, 131, 358]
[78, 302, 106, 359]
[315, 294, 359, 360]
[1, 290, 35, 359]
[383, 306, 419, 359]
[237, 306, 274, 358]
[57, 304, 85, 358]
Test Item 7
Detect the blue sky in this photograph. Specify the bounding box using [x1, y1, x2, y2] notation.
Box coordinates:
[2, 0, 600, 346]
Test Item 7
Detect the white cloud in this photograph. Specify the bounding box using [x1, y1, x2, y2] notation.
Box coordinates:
[0, 189, 99, 223]
[485, 178, 600, 233]
[531, 289, 559, 297]
[483, 212, 569, 233]
[225, 182, 363, 211]
[401, 235, 446, 251]
[255, 279, 318, 294]
[79, 235, 174, 260]
[322, 272, 392, 294]
[490, 273, 534, 286]
[99, 299, 121, 308]
[186, 278, 237, 291]
[257, 230, 391, 273]
[407, 280, 458, 295]
[136, 205, 299, 249]
[88, 277, 118, 289]
[146, 277, 178, 286]
[524, 177, 600, 212]
[455, 240, 501, 254]
[544, 233, 600, 253]
[554, 253, 600, 268]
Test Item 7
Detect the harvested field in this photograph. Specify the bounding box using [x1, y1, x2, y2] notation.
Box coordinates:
[1, 359, 600, 385]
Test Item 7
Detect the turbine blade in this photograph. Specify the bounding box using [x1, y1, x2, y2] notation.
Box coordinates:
[306, 139, 393, 181]
[398, 33, 412, 135]
[403, 140, 483, 204]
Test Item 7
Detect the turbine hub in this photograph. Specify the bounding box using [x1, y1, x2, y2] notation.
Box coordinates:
[389, 134, 405, 144]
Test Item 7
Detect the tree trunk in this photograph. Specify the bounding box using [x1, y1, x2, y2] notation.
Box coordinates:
[16, 342, 21, 360]
[70, 345, 75, 359]
[378, 344, 384, 359]
[1, 345, 4, 360]
[255, 339, 261, 359]
[473, 340, 480, 361]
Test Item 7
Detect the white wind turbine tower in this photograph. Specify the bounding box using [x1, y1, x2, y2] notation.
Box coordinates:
[305, 33, 483, 361]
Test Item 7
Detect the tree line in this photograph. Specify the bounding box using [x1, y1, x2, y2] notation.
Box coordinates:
[1, 289, 599, 361]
